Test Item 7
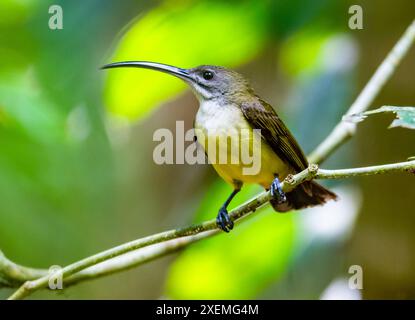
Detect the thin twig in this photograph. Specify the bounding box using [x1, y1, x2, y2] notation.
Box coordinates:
[65, 231, 216, 286]
[7, 159, 415, 299]
[34, 159, 415, 289]
[0, 251, 48, 288]
[308, 19, 415, 164]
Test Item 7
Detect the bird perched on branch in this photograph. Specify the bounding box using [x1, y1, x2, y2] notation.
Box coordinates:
[102, 61, 337, 232]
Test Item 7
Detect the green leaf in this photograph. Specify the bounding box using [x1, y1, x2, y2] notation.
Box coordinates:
[0, 0, 37, 26]
[104, 0, 267, 121]
[164, 180, 297, 299]
[343, 106, 415, 130]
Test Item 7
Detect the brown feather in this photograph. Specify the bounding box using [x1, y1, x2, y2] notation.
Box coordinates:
[240, 96, 337, 211]
[240, 97, 308, 172]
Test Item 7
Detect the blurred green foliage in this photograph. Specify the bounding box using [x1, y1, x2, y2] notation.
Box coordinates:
[0, 0, 119, 281]
[0, 0, 351, 299]
[1, 0, 414, 300]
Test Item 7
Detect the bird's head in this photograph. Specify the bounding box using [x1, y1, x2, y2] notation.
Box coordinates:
[102, 61, 253, 102]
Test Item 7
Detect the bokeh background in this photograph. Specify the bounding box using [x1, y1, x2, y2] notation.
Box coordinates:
[0, 0, 414, 299]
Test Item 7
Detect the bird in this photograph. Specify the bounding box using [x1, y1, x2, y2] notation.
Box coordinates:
[102, 61, 337, 232]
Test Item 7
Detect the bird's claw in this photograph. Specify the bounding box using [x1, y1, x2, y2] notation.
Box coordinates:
[216, 207, 234, 232]
[270, 177, 287, 204]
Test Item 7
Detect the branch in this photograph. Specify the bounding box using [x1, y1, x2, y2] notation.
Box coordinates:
[308, 19, 415, 164]
[3, 19, 415, 300]
[7, 159, 415, 300]
[0, 251, 48, 288]
[64, 231, 216, 287]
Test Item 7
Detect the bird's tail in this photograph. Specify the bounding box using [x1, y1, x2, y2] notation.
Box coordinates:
[270, 181, 337, 212]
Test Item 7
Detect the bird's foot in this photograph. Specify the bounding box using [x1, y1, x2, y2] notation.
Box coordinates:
[270, 177, 287, 204]
[216, 207, 234, 233]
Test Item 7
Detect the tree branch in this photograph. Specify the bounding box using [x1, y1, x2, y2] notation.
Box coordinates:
[308, 19, 415, 164]
[6, 159, 415, 300]
[0, 251, 48, 288]
[3, 19, 415, 300]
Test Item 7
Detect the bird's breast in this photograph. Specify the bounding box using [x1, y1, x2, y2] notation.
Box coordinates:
[194, 100, 250, 133]
[194, 100, 288, 188]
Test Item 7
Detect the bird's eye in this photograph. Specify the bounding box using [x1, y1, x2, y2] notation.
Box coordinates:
[202, 70, 214, 80]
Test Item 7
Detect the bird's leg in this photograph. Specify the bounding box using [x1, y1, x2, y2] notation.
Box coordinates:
[270, 175, 287, 204]
[216, 188, 240, 232]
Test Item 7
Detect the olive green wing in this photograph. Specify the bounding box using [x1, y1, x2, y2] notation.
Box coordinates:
[240, 98, 308, 172]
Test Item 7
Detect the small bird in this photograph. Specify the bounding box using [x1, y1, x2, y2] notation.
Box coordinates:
[102, 61, 337, 232]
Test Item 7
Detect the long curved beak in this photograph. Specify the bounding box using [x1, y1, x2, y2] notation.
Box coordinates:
[101, 61, 194, 82]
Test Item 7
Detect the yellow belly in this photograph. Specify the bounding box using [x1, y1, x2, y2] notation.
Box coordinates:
[195, 102, 290, 189]
[208, 139, 289, 188]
